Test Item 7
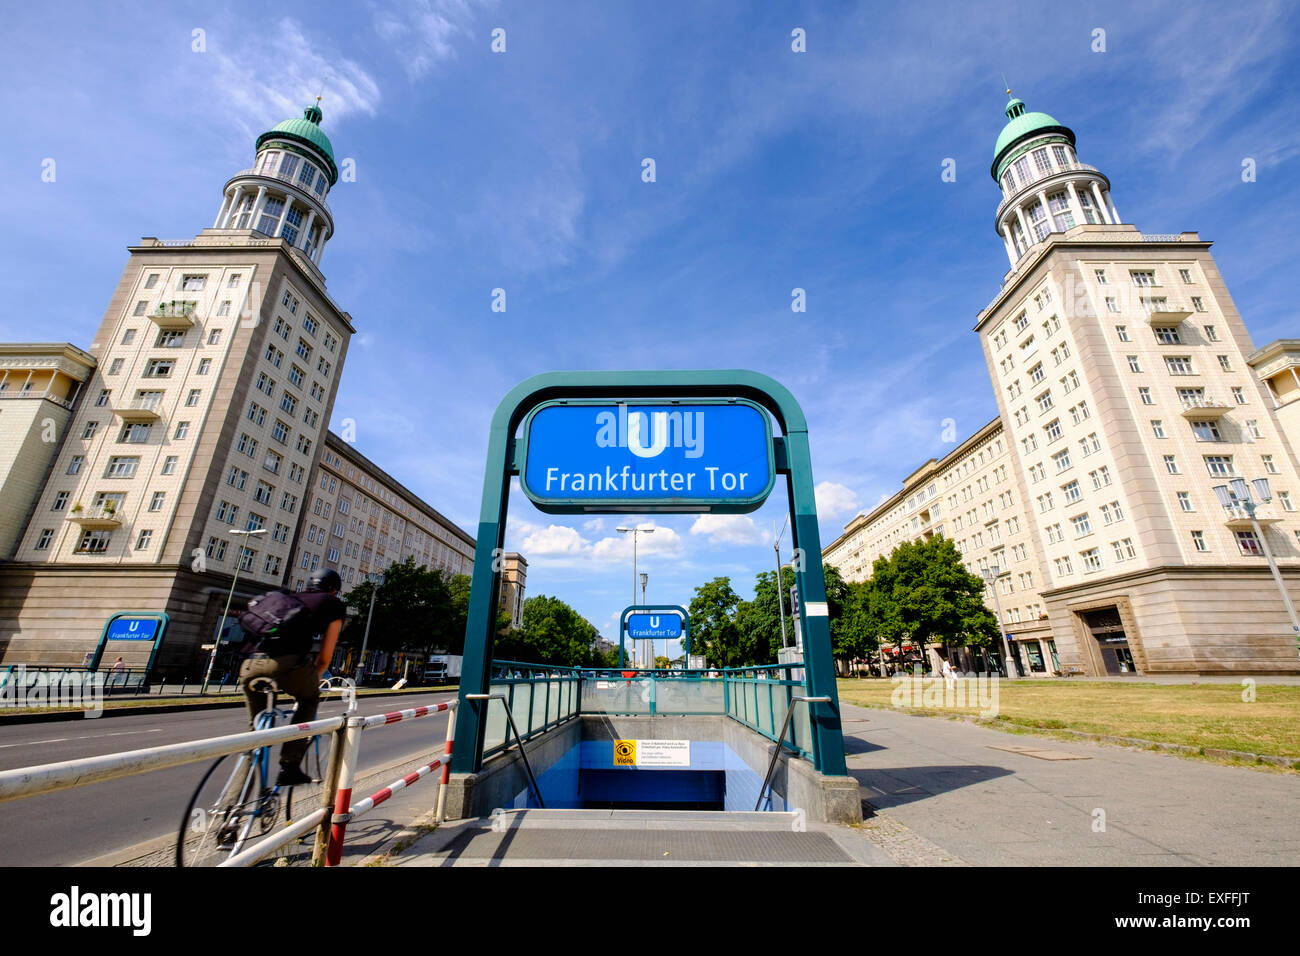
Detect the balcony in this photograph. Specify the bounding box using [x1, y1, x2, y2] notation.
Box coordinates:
[1143, 303, 1193, 324]
[1179, 397, 1231, 419]
[113, 400, 163, 423]
[67, 507, 122, 529]
[1222, 504, 1281, 531]
[995, 162, 1105, 223]
[0, 388, 74, 410]
[149, 301, 197, 330]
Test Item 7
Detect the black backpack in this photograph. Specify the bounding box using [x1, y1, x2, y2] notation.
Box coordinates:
[238, 589, 313, 654]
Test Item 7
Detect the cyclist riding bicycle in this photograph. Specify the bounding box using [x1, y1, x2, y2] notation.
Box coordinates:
[238, 567, 346, 787]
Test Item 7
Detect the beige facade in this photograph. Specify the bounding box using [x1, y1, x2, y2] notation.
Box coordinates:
[826, 95, 1300, 677]
[823, 418, 1059, 674]
[0, 344, 96, 559]
[499, 552, 528, 629]
[289, 430, 476, 595]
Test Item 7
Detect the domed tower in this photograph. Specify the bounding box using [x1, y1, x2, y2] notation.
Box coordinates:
[213, 101, 338, 267]
[991, 91, 1120, 268]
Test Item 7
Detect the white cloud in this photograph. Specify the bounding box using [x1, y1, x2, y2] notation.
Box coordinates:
[689, 514, 767, 547]
[815, 481, 861, 519]
[210, 18, 381, 140]
[590, 524, 683, 560]
[582, 517, 606, 534]
[373, 0, 491, 81]
[517, 522, 589, 557]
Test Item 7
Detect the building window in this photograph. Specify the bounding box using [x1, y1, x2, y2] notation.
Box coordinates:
[280, 392, 298, 415]
[180, 274, 206, 291]
[1095, 270, 1108, 285]
[296, 339, 312, 360]
[132, 300, 147, 317]
[226, 466, 248, 490]
[1105, 296, 1119, 314]
[1054, 556, 1074, 575]
[1177, 491, 1194, 512]
[1263, 454, 1279, 475]
[1236, 531, 1262, 556]
[1071, 513, 1092, 536]
[289, 365, 305, 387]
[186, 389, 201, 407]
[1091, 466, 1112, 489]
[1137, 386, 1153, 406]
[1218, 355, 1231, 371]
[1231, 387, 1247, 405]
[254, 481, 274, 505]
[197, 358, 212, 375]
[1204, 455, 1235, 476]
[229, 274, 241, 288]
[216, 500, 239, 524]
[1153, 326, 1181, 345]
[51, 491, 70, 511]
[1190, 420, 1222, 442]
[1151, 420, 1166, 438]
[1191, 296, 1205, 312]
[1127, 355, 1141, 373]
[296, 435, 312, 455]
[1131, 270, 1157, 287]
[135, 529, 153, 550]
[265, 450, 283, 474]
[272, 419, 290, 444]
[1080, 548, 1102, 572]
[1045, 419, 1062, 442]
[1052, 449, 1072, 472]
[206, 536, 227, 562]
[1036, 390, 1054, 413]
[207, 328, 222, 345]
[1164, 455, 1179, 475]
[118, 422, 151, 444]
[35, 528, 55, 550]
[247, 402, 266, 426]
[144, 273, 160, 290]
[1192, 530, 1208, 552]
[1062, 480, 1081, 504]
[1165, 356, 1194, 375]
[143, 359, 174, 378]
[1281, 492, 1296, 512]
[76, 530, 113, 554]
[1203, 325, 1218, 342]
[161, 455, 177, 475]
[82, 420, 99, 440]
[147, 491, 165, 512]
[174, 421, 190, 440]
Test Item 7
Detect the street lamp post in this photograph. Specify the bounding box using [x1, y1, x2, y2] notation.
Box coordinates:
[1213, 478, 1300, 654]
[640, 572, 650, 664]
[202, 527, 268, 694]
[617, 527, 654, 667]
[981, 565, 1019, 679]
[773, 516, 791, 650]
[355, 572, 384, 684]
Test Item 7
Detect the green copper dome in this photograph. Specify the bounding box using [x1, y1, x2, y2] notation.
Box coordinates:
[991, 94, 1074, 181]
[256, 103, 338, 184]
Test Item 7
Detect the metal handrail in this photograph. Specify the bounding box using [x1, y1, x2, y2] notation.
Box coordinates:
[466, 693, 545, 808]
[754, 695, 831, 812]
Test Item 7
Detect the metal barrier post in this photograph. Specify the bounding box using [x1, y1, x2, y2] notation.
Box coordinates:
[311, 717, 351, 867]
[323, 716, 364, 867]
[435, 704, 456, 824]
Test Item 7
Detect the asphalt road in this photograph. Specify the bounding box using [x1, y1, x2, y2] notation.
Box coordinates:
[0, 691, 457, 866]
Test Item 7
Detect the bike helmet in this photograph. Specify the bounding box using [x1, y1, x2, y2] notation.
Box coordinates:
[308, 568, 342, 592]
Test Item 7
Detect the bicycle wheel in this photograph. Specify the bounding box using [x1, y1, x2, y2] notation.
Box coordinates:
[176, 752, 270, 866]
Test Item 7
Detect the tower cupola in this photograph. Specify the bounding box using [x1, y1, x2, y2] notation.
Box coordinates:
[990, 91, 1120, 269]
[212, 100, 338, 270]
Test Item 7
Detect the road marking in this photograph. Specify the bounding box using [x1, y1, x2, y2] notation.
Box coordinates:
[0, 729, 164, 750]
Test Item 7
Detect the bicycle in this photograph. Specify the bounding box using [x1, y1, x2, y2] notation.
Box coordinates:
[175, 675, 356, 867]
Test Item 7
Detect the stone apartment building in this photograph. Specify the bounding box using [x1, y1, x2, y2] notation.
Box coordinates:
[825, 93, 1300, 676]
[0, 104, 499, 677]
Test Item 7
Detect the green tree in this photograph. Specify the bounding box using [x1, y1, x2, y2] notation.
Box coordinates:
[688, 577, 745, 668]
[495, 595, 603, 667]
[867, 536, 998, 668]
[341, 557, 454, 655]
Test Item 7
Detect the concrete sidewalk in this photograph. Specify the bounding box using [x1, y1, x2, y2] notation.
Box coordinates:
[840, 702, 1300, 866]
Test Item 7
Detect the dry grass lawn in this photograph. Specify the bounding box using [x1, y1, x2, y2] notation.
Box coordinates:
[836, 677, 1300, 761]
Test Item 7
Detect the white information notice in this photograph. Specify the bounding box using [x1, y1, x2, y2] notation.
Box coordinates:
[636, 739, 691, 767]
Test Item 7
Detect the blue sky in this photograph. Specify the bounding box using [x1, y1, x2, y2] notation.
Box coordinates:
[3, 1, 1299, 653]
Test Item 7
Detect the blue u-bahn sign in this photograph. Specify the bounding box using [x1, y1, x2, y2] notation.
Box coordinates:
[627, 613, 683, 640]
[105, 617, 159, 641]
[521, 400, 775, 513]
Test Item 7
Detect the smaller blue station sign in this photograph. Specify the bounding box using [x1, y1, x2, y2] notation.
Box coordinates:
[105, 617, 160, 641]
